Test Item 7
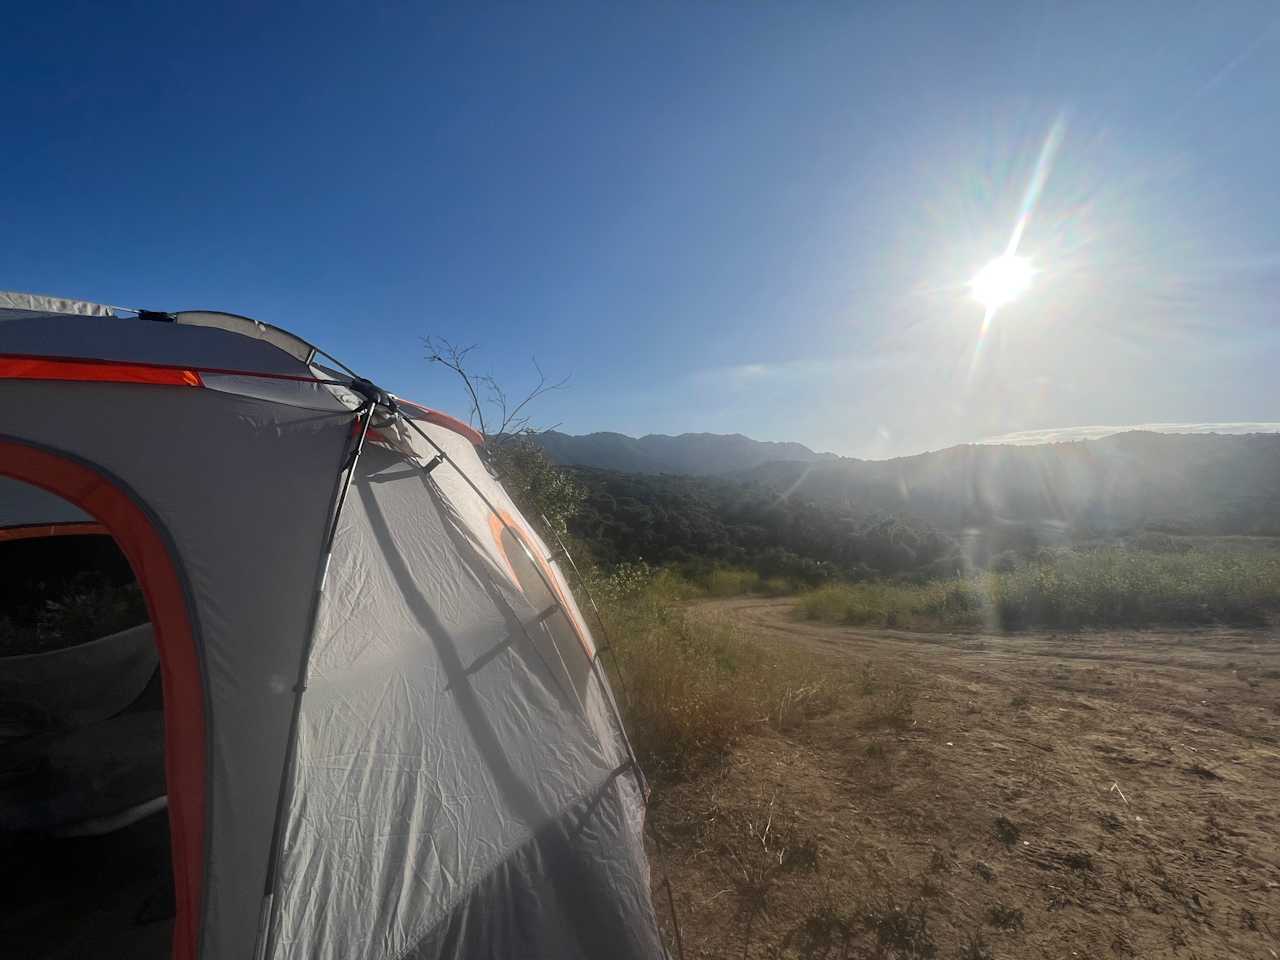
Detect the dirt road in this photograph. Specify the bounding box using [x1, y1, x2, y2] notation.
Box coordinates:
[652, 597, 1280, 959]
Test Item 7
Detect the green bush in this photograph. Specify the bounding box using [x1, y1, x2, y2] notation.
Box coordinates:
[796, 545, 1280, 631]
[796, 580, 986, 629]
[705, 567, 761, 597]
[992, 545, 1280, 627]
[0, 573, 148, 657]
[595, 562, 796, 601]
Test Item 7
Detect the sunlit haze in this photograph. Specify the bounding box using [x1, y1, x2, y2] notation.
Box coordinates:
[2, 3, 1277, 459]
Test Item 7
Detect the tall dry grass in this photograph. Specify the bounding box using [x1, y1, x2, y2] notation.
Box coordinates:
[592, 569, 839, 774]
[796, 545, 1280, 631]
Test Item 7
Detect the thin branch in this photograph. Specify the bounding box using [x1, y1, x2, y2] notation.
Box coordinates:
[500, 358, 570, 437]
[424, 337, 488, 437]
[424, 336, 569, 440]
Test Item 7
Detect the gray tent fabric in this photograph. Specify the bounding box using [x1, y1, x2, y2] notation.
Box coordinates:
[0, 300, 663, 960]
[173, 311, 314, 364]
[0, 623, 157, 730]
[268, 445, 661, 959]
[0, 711, 167, 833]
[399, 771, 657, 960]
[0, 291, 117, 317]
[0, 313, 314, 376]
[0, 380, 352, 960]
[0, 475, 93, 526]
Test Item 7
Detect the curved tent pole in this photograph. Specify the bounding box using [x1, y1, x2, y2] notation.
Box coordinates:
[311, 345, 362, 380]
[255, 391, 675, 960]
[255, 399, 377, 960]
[536, 515, 632, 708]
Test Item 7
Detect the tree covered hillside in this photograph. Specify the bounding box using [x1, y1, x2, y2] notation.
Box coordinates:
[534, 430, 837, 475]
[746, 432, 1280, 537]
[498, 431, 1280, 586]
[566, 468, 966, 581]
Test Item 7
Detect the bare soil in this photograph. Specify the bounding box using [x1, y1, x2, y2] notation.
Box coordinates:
[648, 597, 1280, 959]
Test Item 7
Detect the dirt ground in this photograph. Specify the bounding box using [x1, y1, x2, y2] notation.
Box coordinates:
[647, 597, 1280, 960]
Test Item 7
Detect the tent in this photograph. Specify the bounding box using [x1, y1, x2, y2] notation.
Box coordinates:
[0, 292, 664, 960]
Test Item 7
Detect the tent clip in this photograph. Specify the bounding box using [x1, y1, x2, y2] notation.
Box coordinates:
[532, 603, 560, 626]
[347, 376, 396, 411]
[422, 453, 445, 473]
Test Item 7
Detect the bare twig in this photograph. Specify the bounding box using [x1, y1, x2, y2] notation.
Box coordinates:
[424, 337, 569, 440]
[424, 337, 489, 436]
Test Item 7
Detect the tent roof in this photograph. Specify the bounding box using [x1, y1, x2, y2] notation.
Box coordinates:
[0, 290, 485, 447]
[1, 291, 315, 361]
[0, 312, 316, 378]
[0, 292, 318, 376]
[0, 291, 118, 318]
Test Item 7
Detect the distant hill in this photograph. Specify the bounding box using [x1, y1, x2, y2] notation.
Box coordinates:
[745, 431, 1280, 536]
[538, 429, 1280, 543]
[556, 430, 1280, 579]
[533, 430, 839, 476]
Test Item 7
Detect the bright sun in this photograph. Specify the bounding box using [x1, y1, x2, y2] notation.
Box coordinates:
[970, 254, 1034, 310]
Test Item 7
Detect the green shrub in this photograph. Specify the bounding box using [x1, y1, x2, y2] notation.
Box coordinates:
[614, 563, 798, 601]
[0, 573, 148, 657]
[993, 546, 1280, 627]
[796, 581, 985, 629]
[795, 545, 1280, 631]
[759, 577, 793, 597]
[705, 567, 762, 597]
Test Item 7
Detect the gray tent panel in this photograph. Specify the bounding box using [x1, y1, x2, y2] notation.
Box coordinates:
[174, 311, 314, 364]
[0, 380, 350, 960]
[0, 475, 92, 526]
[0, 291, 117, 317]
[400, 771, 659, 959]
[0, 313, 313, 377]
[0, 623, 158, 731]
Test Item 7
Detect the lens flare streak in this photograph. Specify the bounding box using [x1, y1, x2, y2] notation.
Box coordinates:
[968, 115, 1067, 381]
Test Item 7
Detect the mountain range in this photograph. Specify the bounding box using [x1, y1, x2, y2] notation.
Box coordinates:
[533, 430, 838, 476]
[537, 429, 1280, 536]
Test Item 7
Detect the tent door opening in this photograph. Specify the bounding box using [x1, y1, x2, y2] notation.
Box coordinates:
[0, 474, 180, 960]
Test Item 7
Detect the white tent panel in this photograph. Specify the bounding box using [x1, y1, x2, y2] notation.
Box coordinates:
[270, 445, 624, 959]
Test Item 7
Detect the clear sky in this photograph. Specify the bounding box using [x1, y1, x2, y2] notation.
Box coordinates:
[3, 2, 1277, 458]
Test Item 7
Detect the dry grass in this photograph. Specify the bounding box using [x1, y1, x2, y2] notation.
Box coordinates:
[704, 567, 764, 597]
[796, 545, 1280, 631]
[597, 580, 847, 775]
[645, 596, 1280, 959]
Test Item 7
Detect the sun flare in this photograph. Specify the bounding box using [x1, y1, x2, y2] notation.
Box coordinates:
[970, 254, 1034, 311]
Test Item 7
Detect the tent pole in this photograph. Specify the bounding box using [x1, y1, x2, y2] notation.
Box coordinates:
[537, 515, 633, 708]
[254, 399, 376, 960]
[391, 410, 693, 960]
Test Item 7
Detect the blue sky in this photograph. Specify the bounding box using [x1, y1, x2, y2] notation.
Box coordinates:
[3, 2, 1277, 458]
